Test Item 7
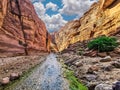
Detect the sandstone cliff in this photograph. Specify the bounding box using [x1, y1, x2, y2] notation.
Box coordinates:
[0, 0, 50, 56]
[55, 0, 120, 52]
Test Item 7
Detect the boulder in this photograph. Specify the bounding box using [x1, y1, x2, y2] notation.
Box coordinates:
[65, 57, 78, 65]
[95, 84, 112, 90]
[83, 50, 98, 57]
[10, 73, 20, 81]
[103, 65, 113, 71]
[108, 52, 119, 57]
[100, 56, 112, 62]
[87, 66, 99, 74]
[97, 52, 107, 57]
[87, 82, 98, 90]
[0, 77, 10, 85]
[85, 74, 98, 81]
[112, 61, 120, 68]
[74, 61, 83, 67]
[113, 81, 120, 90]
[114, 48, 120, 54]
[86, 81, 99, 90]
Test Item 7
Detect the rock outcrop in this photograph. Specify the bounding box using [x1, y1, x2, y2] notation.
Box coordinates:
[54, 0, 120, 52]
[0, 0, 50, 56]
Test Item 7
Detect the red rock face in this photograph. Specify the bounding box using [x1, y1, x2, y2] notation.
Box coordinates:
[0, 0, 50, 56]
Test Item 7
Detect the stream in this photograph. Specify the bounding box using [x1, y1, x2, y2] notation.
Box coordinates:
[7, 53, 69, 90]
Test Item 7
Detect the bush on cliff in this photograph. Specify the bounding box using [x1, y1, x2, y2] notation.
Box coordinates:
[87, 36, 118, 52]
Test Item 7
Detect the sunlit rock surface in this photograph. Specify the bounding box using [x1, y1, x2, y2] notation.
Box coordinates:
[54, 0, 120, 52]
[0, 0, 50, 55]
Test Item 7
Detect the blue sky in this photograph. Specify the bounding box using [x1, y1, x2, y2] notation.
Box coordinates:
[31, 0, 98, 32]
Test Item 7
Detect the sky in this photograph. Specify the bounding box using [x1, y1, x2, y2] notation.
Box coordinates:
[31, 0, 98, 33]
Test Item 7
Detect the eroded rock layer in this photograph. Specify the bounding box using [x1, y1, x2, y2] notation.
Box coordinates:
[0, 0, 49, 55]
[55, 0, 120, 52]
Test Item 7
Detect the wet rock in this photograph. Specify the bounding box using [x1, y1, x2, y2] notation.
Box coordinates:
[97, 52, 107, 57]
[85, 74, 98, 81]
[10, 73, 20, 81]
[95, 84, 112, 90]
[112, 61, 120, 68]
[87, 66, 99, 74]
[100, 56, 112, 62]
[0, 77, 10, 85]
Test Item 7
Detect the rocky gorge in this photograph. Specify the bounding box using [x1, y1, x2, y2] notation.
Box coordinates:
[0, 0, 120, 90]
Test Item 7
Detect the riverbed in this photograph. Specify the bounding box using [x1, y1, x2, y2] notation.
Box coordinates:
[0, 53, 89, 90]
[1, 53, 69, 90]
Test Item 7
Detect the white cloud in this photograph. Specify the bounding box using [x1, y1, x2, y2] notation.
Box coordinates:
[59, 0, 98, 17]
[32, 0, 98, 32]
[46, 2, 58, 11]
[33, 2, 67, 32]
[43, 14, 67, 32]
[33, 2, 45, 17]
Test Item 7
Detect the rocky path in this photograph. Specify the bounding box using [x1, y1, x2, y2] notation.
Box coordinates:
[9, 53, 69, 90]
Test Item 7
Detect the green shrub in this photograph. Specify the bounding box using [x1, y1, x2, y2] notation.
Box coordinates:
[87, 36, 118, 52]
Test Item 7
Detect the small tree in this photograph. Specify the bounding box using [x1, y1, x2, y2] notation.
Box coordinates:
[87, 36, 119, 52]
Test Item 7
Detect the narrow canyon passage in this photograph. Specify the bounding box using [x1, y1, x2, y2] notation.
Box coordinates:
[9, 53, 69, 90]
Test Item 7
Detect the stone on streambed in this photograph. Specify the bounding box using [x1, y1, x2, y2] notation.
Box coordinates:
[114, 48, 120, 54]
[87, 66, 100, 74]
[113, 81, 120, 90]
[65, 57, 79, 65]
[100, 56, 112, 62]
[112, 61, 120, 68]
[85, 74, 98, 81]
[0, 77, 10, 85]
[95, 84, 112, 90]
[87, 82, 99, 90]
[10, 73, 20, 81]
[102, 65, 114, 71]
[74, 61, 83, 67]
[97, 52, 107, 57]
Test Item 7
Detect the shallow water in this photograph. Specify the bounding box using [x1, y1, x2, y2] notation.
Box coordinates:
[11, 53, 69, 90]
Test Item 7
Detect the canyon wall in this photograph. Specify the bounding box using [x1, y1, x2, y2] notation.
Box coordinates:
[0, 0, 50, 56]
[55, 0, 120, 52]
